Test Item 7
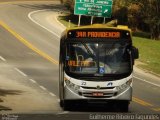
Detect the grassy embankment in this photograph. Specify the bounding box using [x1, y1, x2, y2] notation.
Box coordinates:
[58, 15, 160, 75]
[133, 37, 160, 75]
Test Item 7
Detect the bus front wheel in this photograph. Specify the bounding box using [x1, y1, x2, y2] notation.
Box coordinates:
[120, 101, 129, 112]
[63, 100, 72, 111]
[59, 100, 64, 107]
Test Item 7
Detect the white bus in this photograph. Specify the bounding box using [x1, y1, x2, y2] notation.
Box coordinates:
[59, 24, 139, 112]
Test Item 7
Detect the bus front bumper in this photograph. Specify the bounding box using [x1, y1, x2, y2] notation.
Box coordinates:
[64, 85, 132, 101]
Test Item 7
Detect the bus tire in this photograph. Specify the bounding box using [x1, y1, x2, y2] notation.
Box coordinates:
[59, 100, 64, 107]
[63, 100, 71, 111]
[120, 101, 129, 112]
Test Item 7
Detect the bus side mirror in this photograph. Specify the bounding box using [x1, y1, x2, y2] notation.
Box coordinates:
[132, 46, 139, 59]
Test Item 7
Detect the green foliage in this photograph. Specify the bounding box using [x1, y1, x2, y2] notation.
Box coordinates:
[63, 0, 74, 12]
[132, 31, 151, 39]
[61, 0, 160, 40]
[112, 0, 160, 40]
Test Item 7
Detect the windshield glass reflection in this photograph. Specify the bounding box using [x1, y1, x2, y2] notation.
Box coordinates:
[65, 42, 131, 74]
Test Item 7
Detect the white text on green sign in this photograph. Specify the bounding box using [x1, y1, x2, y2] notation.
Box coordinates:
[74, 2, 112, 17]
[76, 0, 113, 5]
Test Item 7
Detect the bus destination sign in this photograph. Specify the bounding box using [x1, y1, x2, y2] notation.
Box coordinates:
[68, 31, 121, 38]
[76, 31, 120, 38]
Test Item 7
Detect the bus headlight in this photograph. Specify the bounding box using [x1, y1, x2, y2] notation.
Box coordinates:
[64, 77, 80, 92]
[116, 78, 132, 91]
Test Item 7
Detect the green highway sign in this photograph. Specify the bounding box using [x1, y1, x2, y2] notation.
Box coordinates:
[74, 0, 113, 17]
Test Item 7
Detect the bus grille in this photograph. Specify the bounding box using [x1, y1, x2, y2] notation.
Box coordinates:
[81, 86, 115, 89]
[78, 86, 117, 98]
[78, 91, 117, 98]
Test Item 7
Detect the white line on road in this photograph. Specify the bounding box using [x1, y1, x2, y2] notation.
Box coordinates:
[49, 92, 56, 97]
[57, 111, 69, 115]
[133, 76, 160, 88]
[28, 10, 60, 38]
[0, 56, 6, 62]
[29, 79, 37, 83]
[14, 67, 27, 77]
[40, 86, 47, 91]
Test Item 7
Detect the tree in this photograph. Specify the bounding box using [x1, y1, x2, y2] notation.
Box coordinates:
[63, 0, 74, 11]
[112, 0, 128, 25]
[128, 3, 142, 31]
[143, 0, 160, 40]
[60, 0, 160, 40]
[113, 0, 160, 40]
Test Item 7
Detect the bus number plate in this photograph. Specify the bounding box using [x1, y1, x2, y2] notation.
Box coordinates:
[92, 92, 104, 96]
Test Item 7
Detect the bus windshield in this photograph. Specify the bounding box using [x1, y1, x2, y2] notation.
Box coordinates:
[65, 42, 131, 76]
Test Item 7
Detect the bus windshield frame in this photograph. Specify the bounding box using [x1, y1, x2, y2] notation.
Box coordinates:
[64, 39, 133, 80]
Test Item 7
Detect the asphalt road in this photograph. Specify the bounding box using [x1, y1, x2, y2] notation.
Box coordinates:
[0, 0, 160, 119]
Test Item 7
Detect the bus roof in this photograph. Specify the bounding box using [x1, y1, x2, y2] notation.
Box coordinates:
[60, 24, 132, 40]
[65, 24, 131, 32]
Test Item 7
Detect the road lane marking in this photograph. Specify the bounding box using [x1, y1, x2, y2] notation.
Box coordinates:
[0, 10, 158, 112]
[29, 79, 37, 83]
[57, 111, 69, 115]
[29, 78, 57, 97]
[49, 92, 56, 97]
[133, 76, 160, 88]
[0, 56, 6, 62]
[152, 108, 160, 112]
[132, 97, 153, 107]
[14, 67, 27, 77]
[40, 86, 47, 91]
[28, 10, 60, 38]
[0, 1, 19, 5]
[0, 20, 58, 65]
[0, 20, 59, 101]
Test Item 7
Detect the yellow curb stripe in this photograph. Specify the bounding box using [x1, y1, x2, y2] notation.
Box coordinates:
[133, 97, 153, 107]
[0, 20, 58, 65]
[0, 2, 11, 4]
[152, 108, 160, 112]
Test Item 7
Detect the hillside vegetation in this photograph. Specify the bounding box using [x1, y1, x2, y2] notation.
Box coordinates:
[61, 0, 160, 40]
